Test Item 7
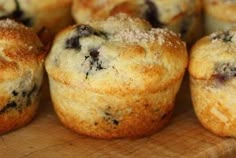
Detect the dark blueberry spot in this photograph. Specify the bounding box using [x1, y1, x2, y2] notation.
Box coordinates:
[0, 0, 33, 27]
[12, 90, 18, 96]
[213, 63, 236, 82]
[94, 122, 98, 126]
[89, 49, 99, 61]
[211, 31, 233, 43]
[94, 31, 108, 39]
[144, 0, 164, 28]
[104, 111, 111, 116]
[85, 72, 89, 79]
[65, 25, 107, 51]
[76, 25, 107, 39]
[84, 56, 89, 60]
[65, 25, 93, 50]
[0, 101, 17, 114]
[113, 119, 119, 125]
[0, 84, 40, 115]
[85, 49, 105, 79]
[6, 101, 17, 108]
[104, 111, 119, 126]
[212, 74, 227, 83]
[22, 91, 27, 97]
[96, 62, 104, 71]
[65, 36, 81, 50]
[76, 25, 94, 37]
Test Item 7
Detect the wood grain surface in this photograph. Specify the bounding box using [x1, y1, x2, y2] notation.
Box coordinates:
[1, 76, 236, 158]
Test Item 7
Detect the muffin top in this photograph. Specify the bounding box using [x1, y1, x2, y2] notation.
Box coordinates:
[204, 0, 236, 22]
[143, 0, 201, 24]
[189, 28, 236, 81]
[0, 19, 45, 82]
[0, 0, 72, 32]
[72, 0, 201, 27]
[46, 14, 187, 95]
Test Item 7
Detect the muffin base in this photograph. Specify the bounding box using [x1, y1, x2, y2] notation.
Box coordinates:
[48, 76, 183, 139]
[190, 77, 236, 138]
[54, 101, 173, 139]
[0, 99, 39, 134]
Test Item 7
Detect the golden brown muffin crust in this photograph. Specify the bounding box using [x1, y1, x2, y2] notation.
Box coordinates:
[0, 19, 45, 82]
[204, 0, 236, 22]
[47, 15, 187, 95]
[46, 14, 187, 138]
[0, 19, 45, 134]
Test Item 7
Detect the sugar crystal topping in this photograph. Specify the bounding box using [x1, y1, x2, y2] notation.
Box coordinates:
[209, 30, 236, 53]
[113, 28, 179, 46]
[106, 13, 141, 24]
[0, 19, 20, 28]
[210, 30, 236, 43]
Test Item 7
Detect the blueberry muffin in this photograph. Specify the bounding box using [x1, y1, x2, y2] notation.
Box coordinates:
[72, 0, 203, 46]
[0, 0, 73, 35]
[45, 14, 188, 139]
[0, 19, 45, 134]
[189, 28, 236, 137]
[204, 0, 236, 34]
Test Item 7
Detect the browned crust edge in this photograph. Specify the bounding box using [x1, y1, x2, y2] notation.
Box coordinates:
[52, 101, 174, 139]
[0, 101, 39, 135]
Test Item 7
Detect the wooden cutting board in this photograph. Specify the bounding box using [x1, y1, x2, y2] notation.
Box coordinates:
[1, 76, 236, 158]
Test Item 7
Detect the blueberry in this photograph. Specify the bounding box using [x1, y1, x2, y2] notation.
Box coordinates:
[12, 90, 18, 96]
[85, 49, 105, 79]
[22, 91, 27, 97]
[213, 63, 236, 82]
[0, 101, 17, 114]
[89, 49, 99, 61]
[144, 0, 164, 28]
[0, 84, 39, 114]
[65, 36, 81, 50]
[84, 56, 89, 60]
[211, 31, 233, 43]
[65, 25, 107, 50]
[112, 119, 119, 125]
[76, 25, 94, 37]
[104, 111, 119, 126]
[89, 49, 104, 71]
[96, 62, 104, 71]
[0, 0, 33, 27]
